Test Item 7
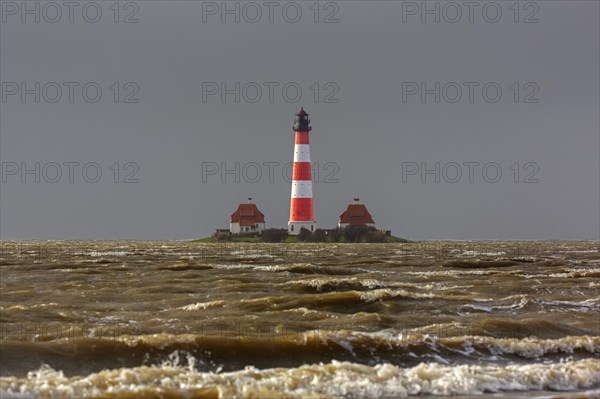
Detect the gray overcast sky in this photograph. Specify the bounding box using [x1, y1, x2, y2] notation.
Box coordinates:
[1, 1, 598, 240]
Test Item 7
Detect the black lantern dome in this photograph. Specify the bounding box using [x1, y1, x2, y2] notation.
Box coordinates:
[293, 107, 312, 132]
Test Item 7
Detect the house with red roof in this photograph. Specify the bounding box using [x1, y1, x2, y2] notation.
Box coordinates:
[230, 198, 266, 235]
[338, 198, 375, 229]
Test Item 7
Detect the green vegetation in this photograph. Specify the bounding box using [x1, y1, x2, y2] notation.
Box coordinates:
[384, 235, 411, 243]
[193, 226, 411, 243]
[191, 236, 216, 243]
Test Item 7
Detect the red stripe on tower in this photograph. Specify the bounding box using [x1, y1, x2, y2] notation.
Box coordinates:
[288, 107, 316, 235]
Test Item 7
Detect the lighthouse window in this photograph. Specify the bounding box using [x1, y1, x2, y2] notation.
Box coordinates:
[311, 225, 314, 231]
[291, 225, 294, 231]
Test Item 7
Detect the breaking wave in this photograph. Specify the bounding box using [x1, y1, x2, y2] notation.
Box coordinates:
[1, 358, 597, 399]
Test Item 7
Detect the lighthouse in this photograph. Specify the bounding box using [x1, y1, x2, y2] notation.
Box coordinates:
[288, 107, 315, 235]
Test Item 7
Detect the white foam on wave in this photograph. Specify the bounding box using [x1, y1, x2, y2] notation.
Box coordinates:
[1, 302, 59, 311]
[522, 267, 600, 279]
[545, 267, 600, 279]
[404, 269, 498, 277]
[280, 307, 324, 315]
[322, 332, 599, 360]
[1, 358, 597, 399]
[287, 277, 387, 291]
[229, 250, 276, 259]
[357, 288, 435, 302]
[461, 296, 530, 313]
[177, 300, 226, 311]
[211, 263, 287, 272]
[538, 298, 600, 314]
[86, 251, 130, 257]
[461, 250, 506, 257]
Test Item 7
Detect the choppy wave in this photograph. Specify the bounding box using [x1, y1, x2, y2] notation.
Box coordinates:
[443, 259, 519, 268]
[2, 330, 597, 379]
[540, 298, 600, 313]
[1, 358, 597, 399]
[286, 277, 388, 292]
[234, 288, 437, 313]
[177, 300, 226, 311]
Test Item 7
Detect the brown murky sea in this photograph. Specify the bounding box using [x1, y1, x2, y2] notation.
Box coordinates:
[0, 240, 599, 398]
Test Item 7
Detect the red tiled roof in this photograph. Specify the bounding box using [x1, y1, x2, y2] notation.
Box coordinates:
[339, 204, 374, 225]
[231, 204, 265, 224]
[239, 219, 259, 227]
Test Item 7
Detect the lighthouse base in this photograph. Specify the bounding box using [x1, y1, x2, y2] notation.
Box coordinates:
[288, 221, 316, 235]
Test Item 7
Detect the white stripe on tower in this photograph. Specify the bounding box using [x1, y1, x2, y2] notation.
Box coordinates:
[293, 144, 311, 163]
[291, 180, 313, 198]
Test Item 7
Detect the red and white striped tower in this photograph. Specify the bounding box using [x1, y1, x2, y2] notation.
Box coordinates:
[288, 107, 315, 235]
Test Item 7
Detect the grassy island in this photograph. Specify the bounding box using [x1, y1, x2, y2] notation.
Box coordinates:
[193, 226, 411, 243]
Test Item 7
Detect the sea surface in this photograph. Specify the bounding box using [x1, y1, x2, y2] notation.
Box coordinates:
[0, 240, 598, 399]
